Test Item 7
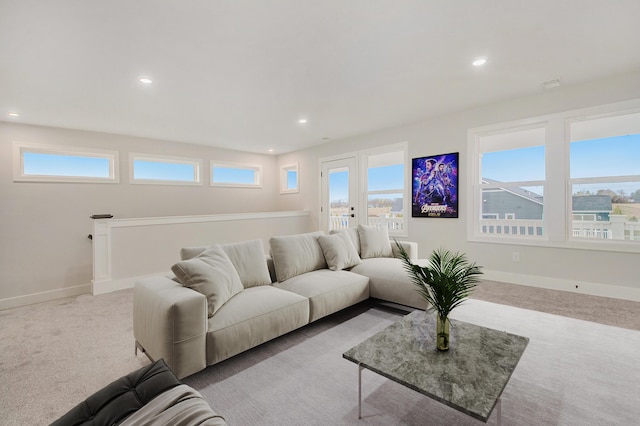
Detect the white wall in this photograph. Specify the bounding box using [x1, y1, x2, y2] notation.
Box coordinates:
[0, 123, 281, 307]
[278, 70, 640, 300]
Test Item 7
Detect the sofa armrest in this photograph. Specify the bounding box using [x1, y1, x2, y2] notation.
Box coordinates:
[134, 276, 207, 379]
[391, 240, 418, 260]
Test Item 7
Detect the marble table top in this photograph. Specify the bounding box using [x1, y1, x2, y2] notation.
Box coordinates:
[343, 310, 529, 422]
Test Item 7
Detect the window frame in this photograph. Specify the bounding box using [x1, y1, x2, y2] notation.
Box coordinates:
[280, 163, 299, 194]
[360, 142, 409, 237]
[472, 122, 548, 243]
[467, 98, 640, 253]
[210, 161, 262, 188]
[129, 152, 202, 186]
[13, 142, 119, 183]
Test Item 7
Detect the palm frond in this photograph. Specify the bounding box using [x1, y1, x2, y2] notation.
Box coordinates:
[394, 240, 483, 318]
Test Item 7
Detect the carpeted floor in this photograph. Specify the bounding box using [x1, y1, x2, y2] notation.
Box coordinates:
[0, 280, 639, 425]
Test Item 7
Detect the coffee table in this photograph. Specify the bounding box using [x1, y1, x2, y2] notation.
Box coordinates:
[343, 310, 528, 424]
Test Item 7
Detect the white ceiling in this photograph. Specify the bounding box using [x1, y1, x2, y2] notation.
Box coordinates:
[1, 1, 639, 154]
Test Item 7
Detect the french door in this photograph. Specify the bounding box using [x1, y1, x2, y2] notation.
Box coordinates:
[320, 157, 358, 232]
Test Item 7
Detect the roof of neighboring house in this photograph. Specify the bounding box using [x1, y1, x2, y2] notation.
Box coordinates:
[481, 178, 543, 205]
[391, 198, 404, 213]
[572, 195, 612, 212]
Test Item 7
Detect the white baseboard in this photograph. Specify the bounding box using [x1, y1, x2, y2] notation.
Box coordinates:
[92, 272, 170, 295]
[483, 269, 640, 302]
[0, 284, 91, 311]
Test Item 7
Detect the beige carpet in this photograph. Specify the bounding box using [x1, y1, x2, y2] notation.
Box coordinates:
[1, 281, 639, 425]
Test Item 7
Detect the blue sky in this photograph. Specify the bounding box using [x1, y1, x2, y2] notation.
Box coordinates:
[329, 164, 404, 202]
[23, 152, 111, 178]
[482, 134, 640, 195]
[22, 135, 639, 197]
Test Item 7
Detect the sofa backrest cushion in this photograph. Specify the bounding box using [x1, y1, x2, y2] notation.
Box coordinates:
[269, 231, 327, 282]
[329, 228, 361, 255]
[180, 239, 272, 288]
[357, 224, 393, 259]
[318, 232, 361, 271]
[171, 245, 244, 317]
[219, 239, 272, 287]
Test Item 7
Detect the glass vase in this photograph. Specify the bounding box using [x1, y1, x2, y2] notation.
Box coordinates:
[436, 315, 450, 351]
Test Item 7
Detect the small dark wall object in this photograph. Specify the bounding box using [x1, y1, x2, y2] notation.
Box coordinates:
[90, 214, 113, 219]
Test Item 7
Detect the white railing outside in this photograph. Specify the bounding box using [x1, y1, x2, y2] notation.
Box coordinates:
[480, 219, 543, 237]
[480, 215, 639, 241]
[329, 215, 405, 231]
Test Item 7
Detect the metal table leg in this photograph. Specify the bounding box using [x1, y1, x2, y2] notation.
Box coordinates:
[358, 364, 364, 419]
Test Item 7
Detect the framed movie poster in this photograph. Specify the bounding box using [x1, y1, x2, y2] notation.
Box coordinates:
[412, 152, 459, 218]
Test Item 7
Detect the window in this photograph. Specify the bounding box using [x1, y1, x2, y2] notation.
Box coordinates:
[210, 161, 262, 188]
[362, 145, 407, 235]
[280, 163, 299, 194]
[569, 111, 640, 242]
[13, 142, 119, 183]
[469, 99, 640, 252]
[130, 153, 202, 185]
[475, 126, 546, 239]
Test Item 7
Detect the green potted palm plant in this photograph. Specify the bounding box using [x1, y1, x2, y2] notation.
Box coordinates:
[395, 241, 483, 351]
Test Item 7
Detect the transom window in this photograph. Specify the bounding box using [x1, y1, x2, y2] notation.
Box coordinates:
[211, 162, 262, 188]
[130, 153, 202, 185]
[13, 142, 119, 183]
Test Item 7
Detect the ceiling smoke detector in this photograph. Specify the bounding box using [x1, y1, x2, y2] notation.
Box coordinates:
[542, 78, 561, 89]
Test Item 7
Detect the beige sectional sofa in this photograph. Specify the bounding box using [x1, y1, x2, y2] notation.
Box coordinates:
[133, 225, 426, 379]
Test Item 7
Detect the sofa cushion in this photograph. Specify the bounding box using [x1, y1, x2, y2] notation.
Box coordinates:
[171, 245, 244, 317]
[180, 240, 272, 288]
[269, 231, 327, 282]
[329, 228, 361, 255]
[51, 359, 182, 426]
[318, 232, 361, 271]
[350, 257, 428, 309]
[274, 269, 369, 322]
[357, 224, 393, 259]
[206, 286, 309, 365]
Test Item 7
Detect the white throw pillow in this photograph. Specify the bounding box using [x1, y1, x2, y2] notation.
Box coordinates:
[357, 224, 393, 259]
[329, 228, 361, 255]
[318, 232, 361, 271]
[171, 245, 244, 317]
[269, 231, 327, 282]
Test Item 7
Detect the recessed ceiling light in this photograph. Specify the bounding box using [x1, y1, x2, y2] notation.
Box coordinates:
[472, 57, 487, 67]
[268, 149, 274, 153]
[7, 112, 20, 118]
[298, 118, 308, 125]
[138, 77, 153, 84]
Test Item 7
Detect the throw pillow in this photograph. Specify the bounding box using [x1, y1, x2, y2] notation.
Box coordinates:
[329, 228, 361, 255]
[318, 232, 361, 271]
[180, 240, 272, 288]
[171, 245, 244, 317]
[220, 239, 272, 287]
[357, 224, 393, 259]
[269, 231, 327, 282]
